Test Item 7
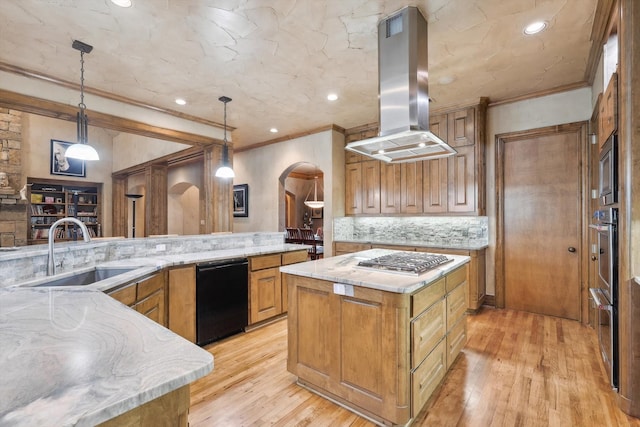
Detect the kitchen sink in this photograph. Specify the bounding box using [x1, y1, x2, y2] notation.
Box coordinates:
[33, 268, 137, 287]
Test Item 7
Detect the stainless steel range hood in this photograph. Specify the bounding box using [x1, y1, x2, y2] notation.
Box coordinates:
[345, 6, 455, 163]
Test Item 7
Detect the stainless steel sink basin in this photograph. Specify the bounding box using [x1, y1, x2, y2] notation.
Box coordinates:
[34, 268, 136, 287]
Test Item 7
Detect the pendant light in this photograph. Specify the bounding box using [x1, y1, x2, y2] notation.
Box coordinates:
[304, 175, 324, 209]
[66, 40, 100, 161]
[215, 96, 235, 178]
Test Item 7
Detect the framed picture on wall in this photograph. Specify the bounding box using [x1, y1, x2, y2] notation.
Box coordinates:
[233, 184, 248, 217]
[311, 207, 323, 219]
[50, 139, 86, 177]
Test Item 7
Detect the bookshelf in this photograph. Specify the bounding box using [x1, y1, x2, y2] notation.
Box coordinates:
[27, 178, 102, 244]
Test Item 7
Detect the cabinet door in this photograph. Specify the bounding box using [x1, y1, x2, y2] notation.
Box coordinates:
[250, 267, 282, 324]
[429, 113, 448, 142]
[447, 107, 476, 147]
[400, 162, 423, 213]
[108, 282, 137, 306]
[422, 158, 448, 213]
[598, 73, 617, 147]
[362, 160, 381, 214]
[447, 145, 476, 213]
[168, 266, 196, 342]
[135, 289, 166, 326]
[345, 162, 362, 214]
[380, 162, 401, 213]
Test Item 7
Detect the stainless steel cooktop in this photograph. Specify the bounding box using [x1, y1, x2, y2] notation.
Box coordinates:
[356, 252, 453, 276]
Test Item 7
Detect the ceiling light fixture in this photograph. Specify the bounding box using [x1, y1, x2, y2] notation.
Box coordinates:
[524, 21, 547, 35]
[110, 0, 132, 7]
[66, 40, 100, 161]
[304, 175, 324, 209]
[175, 98, 186, 105]
[327, 93, 338, 101]
[215, 96, 235, 178]
[270, 128, 278, 133]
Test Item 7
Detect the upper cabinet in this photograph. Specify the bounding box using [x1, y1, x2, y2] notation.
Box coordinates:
[598, 72, 618, 148]
[344, 99, 487, 216]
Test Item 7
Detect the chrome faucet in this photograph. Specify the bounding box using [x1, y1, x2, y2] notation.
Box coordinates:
[47, 217, 91, 276]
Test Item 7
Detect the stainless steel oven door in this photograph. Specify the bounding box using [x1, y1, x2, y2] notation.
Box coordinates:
[591, 222, 614, 301]
[589, 288, 618, 390]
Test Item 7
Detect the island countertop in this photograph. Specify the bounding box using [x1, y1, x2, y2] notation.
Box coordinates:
[280, 248, 470, 294]
[0, 287, 213, 427]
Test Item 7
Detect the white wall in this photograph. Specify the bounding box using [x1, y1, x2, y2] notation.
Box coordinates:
[485, 87, 594, 295]
[112, 132, 191, 172]
[232, 129, 345, 255]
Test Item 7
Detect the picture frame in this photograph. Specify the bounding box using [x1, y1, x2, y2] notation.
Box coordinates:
[233, 184, 249, 217]
[311, 207, 323, 219]
[50, 139, 86, 177]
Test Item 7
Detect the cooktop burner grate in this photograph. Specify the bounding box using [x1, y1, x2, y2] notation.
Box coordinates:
[357, 252, 453, 275]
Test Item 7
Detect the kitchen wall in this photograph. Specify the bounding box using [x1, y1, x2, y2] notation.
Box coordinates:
[485, 86, 594, 295]
[112, 132, 191, 172]
[232, 128, 345, 255]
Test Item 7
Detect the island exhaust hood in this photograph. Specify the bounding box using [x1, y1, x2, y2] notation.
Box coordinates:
[345, 6, 455, 163]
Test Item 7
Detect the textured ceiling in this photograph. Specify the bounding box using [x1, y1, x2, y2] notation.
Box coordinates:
[0, 0, 598, 148]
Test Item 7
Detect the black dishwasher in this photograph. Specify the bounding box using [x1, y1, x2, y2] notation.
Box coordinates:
[196, 258, 248, 346]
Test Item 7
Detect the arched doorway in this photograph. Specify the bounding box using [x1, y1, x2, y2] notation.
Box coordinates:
[168, 182, 200, 235]
[279, 162, 324, 235]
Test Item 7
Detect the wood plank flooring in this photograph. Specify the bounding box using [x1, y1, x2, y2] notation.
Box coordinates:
[189, 307, 640, 426]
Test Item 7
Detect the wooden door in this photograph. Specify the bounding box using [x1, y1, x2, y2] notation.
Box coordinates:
[400, 162, 423, 213]
[345, 162, 362, 214]
[380, 162, 401, 213]
[423, 158, 448, 213]
[362, 160, 381, 214]
[498, 124, 583, 320]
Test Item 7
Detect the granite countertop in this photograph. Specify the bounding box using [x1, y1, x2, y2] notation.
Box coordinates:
[280, 249, 470, 294]
[14, 243, 308, 292]
[0, 287, 213, 427]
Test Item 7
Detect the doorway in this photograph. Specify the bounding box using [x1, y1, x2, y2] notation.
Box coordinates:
[496, 122, 588, 320]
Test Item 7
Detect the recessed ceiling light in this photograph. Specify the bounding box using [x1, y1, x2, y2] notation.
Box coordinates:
[175, 98, 186, 105]
[270, 128, 278, 133]
[524, 21, 547, 35]
[377, 149, 385, 154]
[327, 93, 338, 101]
[437, 75, 456, 85]
[110, 0, 132, 7]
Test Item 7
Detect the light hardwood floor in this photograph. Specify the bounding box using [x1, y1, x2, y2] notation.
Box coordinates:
[189, 307, 640, 426]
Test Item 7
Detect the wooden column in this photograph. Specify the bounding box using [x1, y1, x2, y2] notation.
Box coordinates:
[144, 164, 168, 236]
[111, 176, 127, 237]
[203, 145, 232, 233]
[617, 0, 640, 417]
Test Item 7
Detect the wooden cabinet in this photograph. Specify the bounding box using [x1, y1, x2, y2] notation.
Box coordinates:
[344, 99, 487, 216]
[108, 272, 167, 327]
[598, 72, 618, 148]
[333, 241, 372, 256]
[249, 250, 308, 325]
[27, 178, 102, 244]
[168, 265, 196, 343]
[286, 265, 468, 425]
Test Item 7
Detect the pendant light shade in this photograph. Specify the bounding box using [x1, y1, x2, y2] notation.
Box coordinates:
[68, 40, 99, 161]
[304, 175, 324, 209]
[215, 96, 235, 178]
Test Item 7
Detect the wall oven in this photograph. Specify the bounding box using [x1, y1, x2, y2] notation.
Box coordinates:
[599, 134, 618, 206]
[589, 207, 618, 390]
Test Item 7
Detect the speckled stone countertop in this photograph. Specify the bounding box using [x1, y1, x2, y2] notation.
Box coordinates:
[0, 287, 213, 427]
[280, 249, 470, 294]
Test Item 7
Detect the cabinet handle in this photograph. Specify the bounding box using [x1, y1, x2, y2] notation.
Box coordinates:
[591, 255, 597, 261]
[568, 247, 576, 253]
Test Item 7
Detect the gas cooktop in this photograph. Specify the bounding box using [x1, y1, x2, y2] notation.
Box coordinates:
[356, 252, 453, 276]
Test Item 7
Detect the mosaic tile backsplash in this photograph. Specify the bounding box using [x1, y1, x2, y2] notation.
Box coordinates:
[333, 216, 489, 249]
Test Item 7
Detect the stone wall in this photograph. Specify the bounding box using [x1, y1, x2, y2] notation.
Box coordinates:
[0, 109, 27, 247]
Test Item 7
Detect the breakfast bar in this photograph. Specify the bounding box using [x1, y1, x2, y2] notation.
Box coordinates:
[281, 249, 470, 426]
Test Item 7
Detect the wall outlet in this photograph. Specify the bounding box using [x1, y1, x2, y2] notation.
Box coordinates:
[155, 244, 166, 252]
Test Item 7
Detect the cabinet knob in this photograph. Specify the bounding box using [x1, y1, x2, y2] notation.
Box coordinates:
[568, 247, 576, 253]
[591, 255, 597, 261]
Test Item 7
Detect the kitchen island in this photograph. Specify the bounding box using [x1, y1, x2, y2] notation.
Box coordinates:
[281, 249, 470, 426]
[0, 287, 213, 426]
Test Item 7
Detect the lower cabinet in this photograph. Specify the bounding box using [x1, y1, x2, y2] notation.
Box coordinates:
[168, 265, 196, 343]
[249, 249, 308, 325]
[286, 264, 468, 425]
[108, 272, 167, 327]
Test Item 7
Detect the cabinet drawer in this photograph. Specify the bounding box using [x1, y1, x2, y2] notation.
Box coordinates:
[334, 242, 372, 254]
[446, 317, 467, 370]
[411, 339, 446, 417]
[108, 283, 136, 306]
[411, 299, 446, 369]
[411, 278, 445, 317]
[135, 289, 165, 326]
[137, 273, 165, 300]
[250, 254, 281, 271]
[282, 250, 308, 265]
[447, 283, 467, 331]
[445, 265, 467, 293]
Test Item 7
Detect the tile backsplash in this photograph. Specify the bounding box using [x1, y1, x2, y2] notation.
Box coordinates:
[333, 216, 488, 248]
